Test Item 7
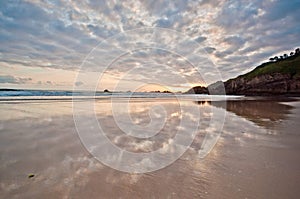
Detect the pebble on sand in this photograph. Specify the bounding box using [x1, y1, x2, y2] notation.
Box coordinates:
[28, 174, 35, 179]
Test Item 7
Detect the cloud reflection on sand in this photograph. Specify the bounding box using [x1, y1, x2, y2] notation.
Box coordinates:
[0, 97, 299, 198]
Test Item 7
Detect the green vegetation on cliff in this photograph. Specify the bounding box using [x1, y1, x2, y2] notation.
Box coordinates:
[240, 52, 300, 79]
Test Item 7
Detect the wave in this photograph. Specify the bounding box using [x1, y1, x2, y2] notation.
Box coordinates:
[0, 90, 114, 97]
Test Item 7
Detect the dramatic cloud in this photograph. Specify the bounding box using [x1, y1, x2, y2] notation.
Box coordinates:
[0, 0, 299, 89]
[0, 75, 32, 84]
[75, 81, 84, 87]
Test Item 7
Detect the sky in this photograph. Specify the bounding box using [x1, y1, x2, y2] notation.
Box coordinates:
[0, 0, 300, 91]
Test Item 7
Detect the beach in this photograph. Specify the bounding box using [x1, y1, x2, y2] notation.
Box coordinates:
[0, 96, 300, 199]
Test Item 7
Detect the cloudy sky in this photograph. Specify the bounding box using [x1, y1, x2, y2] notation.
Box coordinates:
[0, 0, 299, 91]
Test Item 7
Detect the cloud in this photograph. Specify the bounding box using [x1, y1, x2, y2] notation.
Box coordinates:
[210, 0, 300, 79]
[154, 18, 173, 28]
[0, 0, 300, 88]
[204, 47, 216, 54]
[194, 36, 207, 43]
[224, 36, 246, 47]
[75, 81, 84, 86]
[0, 75, 32, 84]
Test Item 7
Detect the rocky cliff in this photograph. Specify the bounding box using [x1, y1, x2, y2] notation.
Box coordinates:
[223, 73, 300, 95]
[187, 51, 300, 96]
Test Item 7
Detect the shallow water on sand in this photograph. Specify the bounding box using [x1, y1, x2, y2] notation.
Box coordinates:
[0, 97, 299, 198]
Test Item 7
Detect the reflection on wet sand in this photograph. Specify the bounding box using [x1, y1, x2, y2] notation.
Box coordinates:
[0, 97, 299, 198]
[195, 99, 293, 129]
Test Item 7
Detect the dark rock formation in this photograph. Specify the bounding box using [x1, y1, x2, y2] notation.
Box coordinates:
[185, 86, 208, 94]
[205, 73, 300, 96]
[224, 73, 300, 95]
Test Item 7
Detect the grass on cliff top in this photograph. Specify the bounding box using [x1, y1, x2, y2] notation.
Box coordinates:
[240, 54, 300, 79]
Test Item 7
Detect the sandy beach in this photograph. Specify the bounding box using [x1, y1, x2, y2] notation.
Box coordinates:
[0, 97, 300, 199]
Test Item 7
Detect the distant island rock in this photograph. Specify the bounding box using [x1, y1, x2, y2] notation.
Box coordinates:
[185, 86, 208, 94]
[187, 48, 300, 96]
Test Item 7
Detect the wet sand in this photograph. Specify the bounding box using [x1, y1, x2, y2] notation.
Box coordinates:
[0, 97, 300, 198]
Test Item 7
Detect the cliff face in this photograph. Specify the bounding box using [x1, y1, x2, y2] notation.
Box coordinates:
[223, 73, 300, 95]
[188, 52, 300, 96]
